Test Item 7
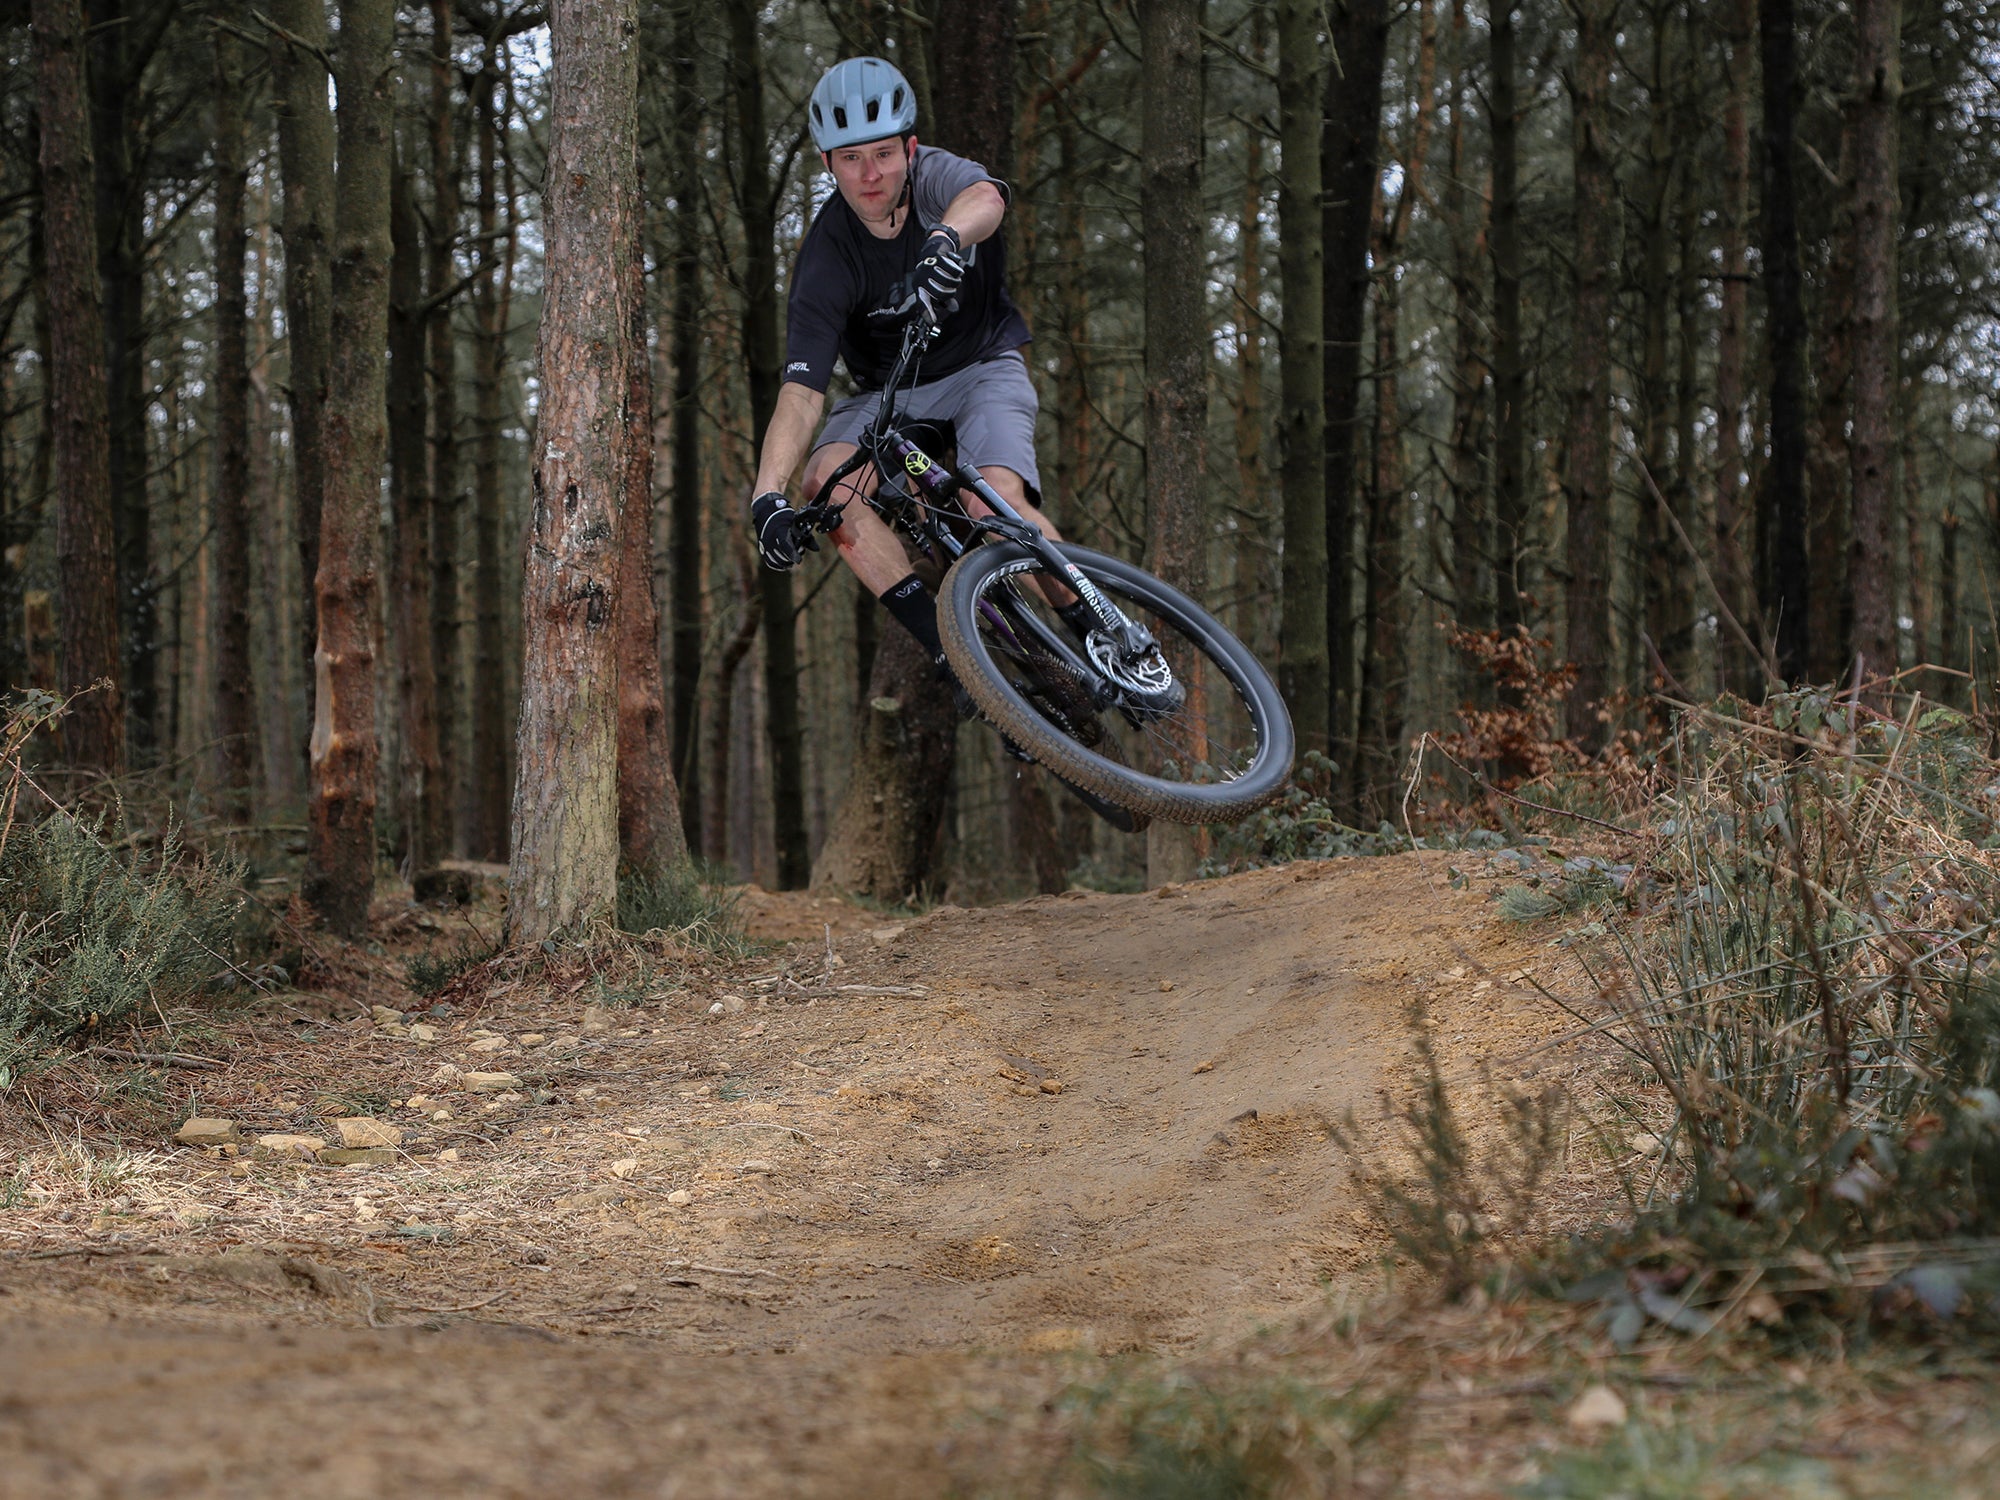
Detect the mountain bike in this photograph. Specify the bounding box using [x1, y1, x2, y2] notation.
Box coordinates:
[789, 317, 1294, 828]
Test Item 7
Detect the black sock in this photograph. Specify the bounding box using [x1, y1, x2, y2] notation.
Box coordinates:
[878, 573, 949, 672]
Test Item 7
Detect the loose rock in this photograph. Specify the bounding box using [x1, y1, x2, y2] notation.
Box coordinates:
[666, 1189, 693, 1205]
[335, 1117, 404, 1149]
[370, 1005, 404, 1025]
[320, 1148, 395, 1167]
[739, 1160, 774, 1174]
[465, 1072, 523, 1093]
[580, 1004, 614, 1034]
[175, 1118, 240, 1148]
[407, 1023, 439, 1042]
[609, 1158, 640, 1179]
[256, 1133, 327, 1158]
[1566, 1385, 1628, 1431]
[1039, 1079, 1064, 1095]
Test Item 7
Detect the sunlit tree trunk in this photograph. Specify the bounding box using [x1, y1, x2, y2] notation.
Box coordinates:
[304, 0, 395, 935]
[507, 0, 640, 941]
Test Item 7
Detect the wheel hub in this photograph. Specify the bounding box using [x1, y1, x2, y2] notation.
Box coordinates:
[1085, 634, 1184, 719]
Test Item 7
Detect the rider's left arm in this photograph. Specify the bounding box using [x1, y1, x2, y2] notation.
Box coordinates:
[938, 181, 1006, 248]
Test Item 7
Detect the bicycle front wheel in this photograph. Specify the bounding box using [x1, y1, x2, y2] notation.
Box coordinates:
[938, 542, 1294, 825]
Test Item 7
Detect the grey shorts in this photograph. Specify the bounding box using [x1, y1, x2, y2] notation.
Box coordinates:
[813, 348, 1041, 498]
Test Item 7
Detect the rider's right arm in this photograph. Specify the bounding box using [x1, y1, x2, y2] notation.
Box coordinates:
[751, 382, 828, 503]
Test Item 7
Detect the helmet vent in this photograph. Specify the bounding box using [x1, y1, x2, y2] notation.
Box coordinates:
[892, 86, 905, 112]
[833, 105, 848, 128]
[866, 99, 880, 122]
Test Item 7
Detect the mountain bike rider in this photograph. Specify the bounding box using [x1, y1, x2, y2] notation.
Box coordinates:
[746, 55, 1084, 679]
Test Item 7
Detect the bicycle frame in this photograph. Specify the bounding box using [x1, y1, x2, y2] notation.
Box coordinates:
[796, 321, 1161, 698]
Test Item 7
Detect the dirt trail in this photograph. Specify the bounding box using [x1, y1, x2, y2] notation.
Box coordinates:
[0, 855, 1563, 1497]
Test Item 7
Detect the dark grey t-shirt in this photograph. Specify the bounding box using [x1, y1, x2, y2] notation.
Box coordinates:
[783, 145, 1032, 393]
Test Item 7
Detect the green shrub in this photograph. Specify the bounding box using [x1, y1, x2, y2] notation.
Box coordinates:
[0, 813, 242, 1075]
[1058, 1363, 1399, 1499]
[403, 933, 499, 999]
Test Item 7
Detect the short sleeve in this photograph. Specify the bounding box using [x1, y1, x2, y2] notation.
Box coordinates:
[910, 145, 1010, 228]
[782, 230, 853, 394]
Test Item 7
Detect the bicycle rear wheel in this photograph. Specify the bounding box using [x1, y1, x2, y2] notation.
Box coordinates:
[939, 542, 1294, 825]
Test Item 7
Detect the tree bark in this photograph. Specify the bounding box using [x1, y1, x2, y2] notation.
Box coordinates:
[507, 0, 639, 942]
[1759, 0, 1810, 681]
[85, 0, 155, 759]
[1138, 0, 1208, 887]
[1563, 0, 1616, 748]
[390, 144, 444, 872]
[1490, 0, 1528, 636]
[304, 0, 396, 935]
[810, 624, 959, 899]
[726, 0, 809, 889]
[668, 0, 705, 854]
[1323, 0, 1390, 767]
[1711, 0, 1761, 692]
[212, 19, 256, 807]
[617, 155, 689, 878]
[1277, 0, 1327, 757]
[428, 0, 464, 856]
[1445, 0, 1491, 660]
[929, 0, 1018, 183]
[33, 0, 125, 772]
[271, 0, 335, 721]
[1805, 115, 1855, 685]
[470, 32, 513, 860]
[1847, 0, 1901, 683]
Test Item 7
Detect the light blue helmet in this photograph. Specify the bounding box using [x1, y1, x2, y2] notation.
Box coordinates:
[808, 56, 917, 152]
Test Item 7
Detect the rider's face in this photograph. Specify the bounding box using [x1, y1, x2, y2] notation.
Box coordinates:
[825, 137, 916, 227]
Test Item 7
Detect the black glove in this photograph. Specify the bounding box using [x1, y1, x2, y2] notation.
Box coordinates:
[751, 491, 815, 571]
[913, 225, 965, 326]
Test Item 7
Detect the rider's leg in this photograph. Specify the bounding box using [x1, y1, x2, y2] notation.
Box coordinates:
[802, 442, 951, 675]
[965, 465, 1082, 611]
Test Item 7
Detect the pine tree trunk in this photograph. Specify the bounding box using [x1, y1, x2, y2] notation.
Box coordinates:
[726, 0, 809, 889]
[618, 155, 689, 878]
[1490, 0, 1529, 636]
[1323, 0, 1390, 765]
[271, 0, 335, 724]
[668, 0, 705, 854]
[1139, 0, 1208, 887]
[1712, 0, 1761, 692]
[304, 0, 396, 935]
[1847, 0, 1901, 683]
[390, 148, 444, 873]
[428, 0, 463, 857]
[1563, 0, 1616, 748]
[507, 0, 639, 941]
[212, 21, 256, 808]
[1277, 0, 1327, 757]
[1759, 0, 1811, 681]
[811, 624, 959, 899]
[1445, 0, 1492, 658]
[85, 0, 155, 759]
[1230, 17, 1268, 656]
[32, 0, 125, 772]
[470, 34, 512, 860]
[1806, 114, 1855, 684]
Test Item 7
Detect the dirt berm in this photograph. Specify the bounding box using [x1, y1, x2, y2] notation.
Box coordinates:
[0, 853, 1562, 1497]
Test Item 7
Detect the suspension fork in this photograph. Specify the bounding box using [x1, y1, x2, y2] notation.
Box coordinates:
[955, 465, 1158, 661]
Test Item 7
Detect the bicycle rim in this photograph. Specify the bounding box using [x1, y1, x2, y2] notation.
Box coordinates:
[940, 543, 1294, 825]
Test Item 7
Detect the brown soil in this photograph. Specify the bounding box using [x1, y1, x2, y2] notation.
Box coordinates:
[0, 855, 1605, 1497]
